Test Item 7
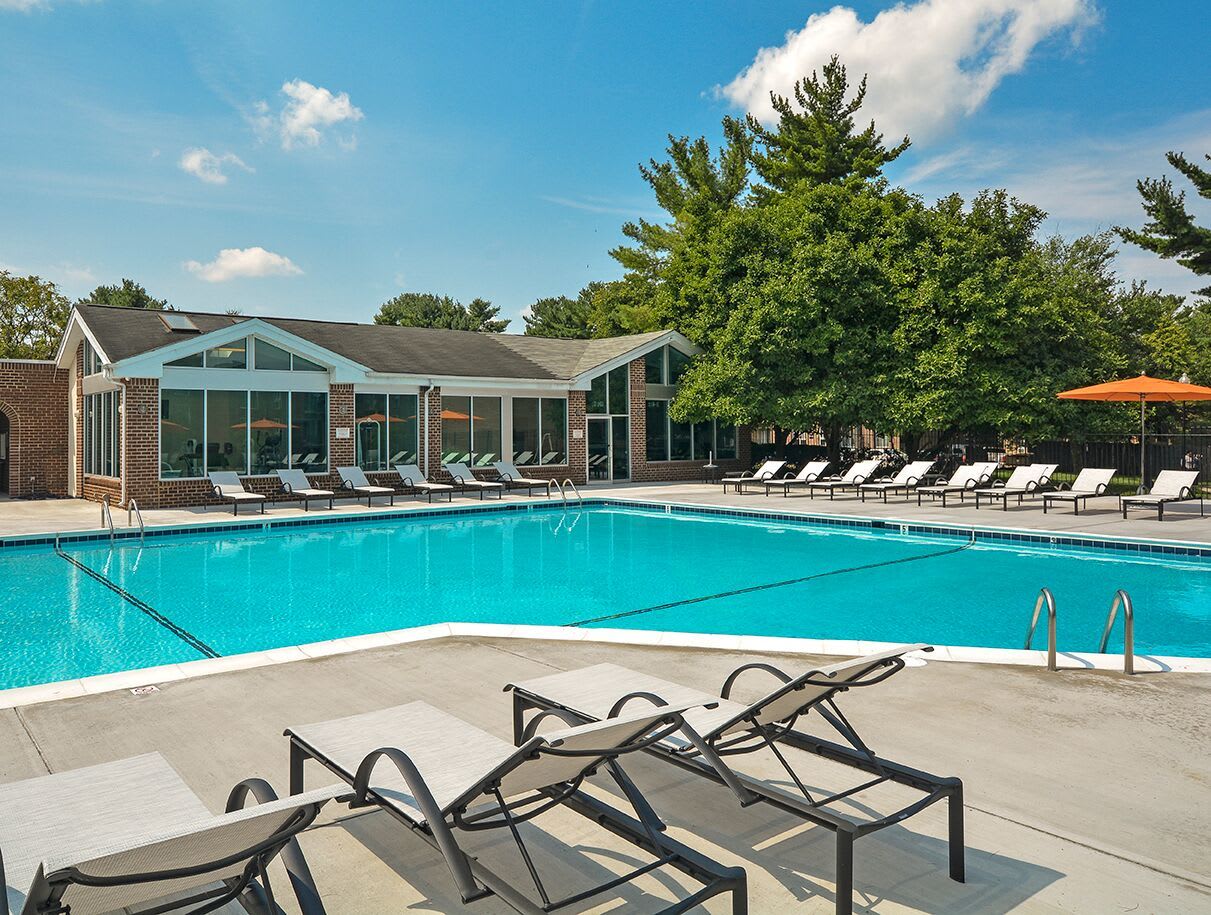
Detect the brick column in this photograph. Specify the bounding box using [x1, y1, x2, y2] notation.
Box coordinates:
[328, 383, 355, 487]
[566, 390, 587, 484]
[122, 377, 160, 509]
[628, 357, 648, 482]
[422, 386, 443, 478]
[74, 343, 84, 497]
[0, 360, 69, 498]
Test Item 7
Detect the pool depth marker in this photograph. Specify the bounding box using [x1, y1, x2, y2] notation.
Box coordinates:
[55, 548, 221, 659]
[567, 537, 976, 628]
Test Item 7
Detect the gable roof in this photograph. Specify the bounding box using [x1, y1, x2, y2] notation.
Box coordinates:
[69, 304, 693, 383]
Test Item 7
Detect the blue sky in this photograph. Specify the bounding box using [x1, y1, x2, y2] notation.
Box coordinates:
[1, 0, 1208, 327]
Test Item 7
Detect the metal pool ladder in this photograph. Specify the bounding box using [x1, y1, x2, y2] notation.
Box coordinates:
[560, 478, 583, 506]
[127, 498, 145, 541]
[100, 495, 116, 543]
[1098, 589, 1135, 675]
[1024, 587, 1057, 671]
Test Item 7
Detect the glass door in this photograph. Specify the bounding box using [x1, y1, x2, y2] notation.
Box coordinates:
[588, 418, 610, 480]
[611, 416, 630, 481]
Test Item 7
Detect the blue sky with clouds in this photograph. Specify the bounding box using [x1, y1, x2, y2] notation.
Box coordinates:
[1, 0, 1208, 327]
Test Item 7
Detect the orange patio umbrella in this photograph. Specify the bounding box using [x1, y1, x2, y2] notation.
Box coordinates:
[232, 417, 294, 430]
[1057, 373, 1211, 490]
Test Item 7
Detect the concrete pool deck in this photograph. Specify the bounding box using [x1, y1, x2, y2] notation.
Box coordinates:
[1, 637, 1208, 912]
[1, 479, 1209, 542]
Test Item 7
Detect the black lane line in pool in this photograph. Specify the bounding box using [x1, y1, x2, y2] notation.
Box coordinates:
[54, 548, 221, 660]
[567, 539, 976, 628]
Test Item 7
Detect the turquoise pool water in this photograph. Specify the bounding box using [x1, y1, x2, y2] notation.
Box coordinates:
[2, 504, 1210, 689]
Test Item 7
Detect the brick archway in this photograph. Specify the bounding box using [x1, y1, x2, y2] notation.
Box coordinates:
[0, 401, 15, 496]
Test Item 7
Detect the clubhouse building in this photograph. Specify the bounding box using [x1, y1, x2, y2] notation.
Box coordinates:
[0, 304, 749, 507]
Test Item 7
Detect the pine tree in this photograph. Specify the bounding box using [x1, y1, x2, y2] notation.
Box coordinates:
[1118, 151, 1211, 296]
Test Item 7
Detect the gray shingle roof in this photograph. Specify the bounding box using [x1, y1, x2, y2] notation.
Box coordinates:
[76, 304, 672, 381]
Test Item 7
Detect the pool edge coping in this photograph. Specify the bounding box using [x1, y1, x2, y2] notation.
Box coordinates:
[1, 622, 1207, 711]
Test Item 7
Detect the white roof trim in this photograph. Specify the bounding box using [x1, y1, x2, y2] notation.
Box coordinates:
[53, 310, 111, 370]
[568, 330, 701, 387]
[107, 318, 371, 381]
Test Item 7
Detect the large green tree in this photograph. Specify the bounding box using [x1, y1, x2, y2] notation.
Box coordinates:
[0, 271, 72, 359]
[375, 292, 509, 332]
[522, 283, 600, 338]
[79, 278, 168, 310]
[1118, 151, 1211, 296]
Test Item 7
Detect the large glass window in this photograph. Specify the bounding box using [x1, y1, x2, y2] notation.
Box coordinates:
[693, 420, 714, 461]
[587, 374, 607, 414]
[388, 394, 418, 466]
[645, 350, 666, 385]
[442, 396, 472, 464]
[204, 338, 248, 370]
[512, 397, 539, 466]
[607, 365, 628, 415]
[355, 393, 388, 471]
[717, 424, 738, 460]
[206, 390, 248, 473]
[82, 391, 121, 476]
[291, 392, 328, 473]
[82, 339, 102, 375]
[249, 391, 289, 475]
[160, 389, 204, 479]
[292, 354, 326, 372]
[645, 400, 668, 462]
[668, 347, 691, 384]
[669, 417, 692, 461]
[166, 351, 203, 368]
[254, 339, 292, 371]
[540, 398, 567, 465]
[473, 397, 502, 466]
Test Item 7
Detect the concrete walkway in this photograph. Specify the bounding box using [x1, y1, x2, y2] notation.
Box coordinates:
[3, 637, 1208, 912]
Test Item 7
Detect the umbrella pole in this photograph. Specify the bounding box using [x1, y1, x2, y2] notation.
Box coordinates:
[1139, 395, 1147, 494]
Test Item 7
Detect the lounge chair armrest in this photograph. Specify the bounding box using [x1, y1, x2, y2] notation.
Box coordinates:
[1181, 486, 1194, 499]
[499, 471, 514, 482]
[759, 470, 776, 480]
[401, 475, 416, 486]
[906, 475, 921, 486]
[1057, 481, 1072, 491]
[606, 691, 671, 719]
[352, 747, 484, 903]
[212, 484, 223, 499]
[1094, 483, 1107, 495]
[854, 473, 871, 484]
[720, 662, 794, 699]
[281, 482, 294, 494]
[340, 479, 355, 492]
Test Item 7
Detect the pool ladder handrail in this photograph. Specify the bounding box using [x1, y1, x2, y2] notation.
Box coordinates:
[127, 498, 145, 541]
[100, 495, 115, 543]
[1098, 589, 1135, 675]
[1024, 587, 1057, 671]
[560, 478, 583, 506]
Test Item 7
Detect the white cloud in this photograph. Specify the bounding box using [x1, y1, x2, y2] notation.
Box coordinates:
[722, 0, 1097, 144]
[253, 79, 364, 150]
[178, 147, 253, 185]
[184, 247, 302, 283]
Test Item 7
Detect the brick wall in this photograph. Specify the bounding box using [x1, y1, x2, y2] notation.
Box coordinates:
[624, 356, 752, 482]
[0, 359, 70, 498]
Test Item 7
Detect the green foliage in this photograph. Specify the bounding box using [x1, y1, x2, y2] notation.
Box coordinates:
[0, 271, 71, 359]
[375, 291, 509, 333]
[523, 295, 589, 338]
[746, 55, 910, 196]
[1118, 151, 1211, 295]
[80, 278, 168, 310]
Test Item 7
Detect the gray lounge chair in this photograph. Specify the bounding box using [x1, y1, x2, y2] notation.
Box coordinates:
[337, 466, 396, 507]
[493, 460, 547, 496]
[1120, 470, 1203, 520]
[285, 701, 747, 914]
[916, 461, 999, 507]
[208, 471, 265, 516]
[507, 645, 964, 915]
[1042, 467, 1116, 514]
[760, 460, 831, 496]
[807, 459, 882, 499]
[443, 462, 505, 499]
[393, 464, 454, 503]
[972, 463, 1056, 510]
[858, 460, 935, 502]
[276, 469, 334, 511]
[0, 752, 334, 915]
[721, 459, 786, 493]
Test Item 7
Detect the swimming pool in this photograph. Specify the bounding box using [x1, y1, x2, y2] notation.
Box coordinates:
[2, 503, 1210, 690]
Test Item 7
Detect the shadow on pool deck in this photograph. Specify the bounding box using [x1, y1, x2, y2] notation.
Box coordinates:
[2, 636, 1208, 912]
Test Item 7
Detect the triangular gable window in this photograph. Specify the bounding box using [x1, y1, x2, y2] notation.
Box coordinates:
[163, 337, 328, 373]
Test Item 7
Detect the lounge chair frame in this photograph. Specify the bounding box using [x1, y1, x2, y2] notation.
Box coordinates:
[857, 461, 935, 503]
[1042, 470, 1115, 515]
[286, 707, 747, 915]
[337, 467, 396, 507]
[1119, 471, 1204, 520]
[759, 461, 831, 497]
[916, 464, 996, 508]
[393, 466, 454, 503]
[972, 465, 1055, 511]
[494, 461, 547, 496]
[209, 472, 266, 516]
[807, 460, 883, 500]
[507, 649, 964, 915]
[277, 470, 334, 512]
[445, 463, 505, 500]
[721, 460, 785, 494]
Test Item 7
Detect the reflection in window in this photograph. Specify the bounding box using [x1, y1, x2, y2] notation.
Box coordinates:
[669, 417, 692, 461]
[160, 389, 204, 478]
[668, 347, 691, 384]
[607, 365, 628, 415]
[512, 397, 539, 466]
[205, 338, 247, 369]
[587, 374, 607, 414]
[249, 391, 289, 474]
[292, 392, 328, 473]
[207, 390, 248, 473]
[645, 349, 665, 385]
[442, 396, 472, 464]
[540, 398, 567, 465]
[473, 397, 502, 465]
[388, 394, 418, 466]
[717, 425, 738, 459]
[166, 351, 203, 368]
[645, 400, 668, 461]
[693, 420, 714, 460]
[292, 354, 326, 372]
[355, 393, 388, 471]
